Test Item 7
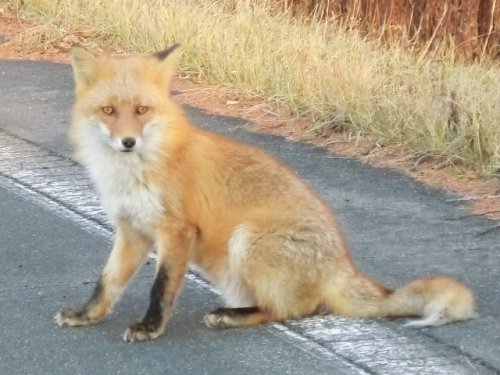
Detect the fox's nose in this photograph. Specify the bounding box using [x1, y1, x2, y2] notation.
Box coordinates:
[122, 137, 136, 149]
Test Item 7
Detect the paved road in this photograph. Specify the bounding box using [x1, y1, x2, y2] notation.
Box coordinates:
[0, 60, 499, 374]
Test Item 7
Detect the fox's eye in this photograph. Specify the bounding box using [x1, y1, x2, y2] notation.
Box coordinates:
[102, 106, 114, 115]
[137, 106, 149, 115]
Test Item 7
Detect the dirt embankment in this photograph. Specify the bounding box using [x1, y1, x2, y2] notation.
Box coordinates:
[288, 0, 499, 59]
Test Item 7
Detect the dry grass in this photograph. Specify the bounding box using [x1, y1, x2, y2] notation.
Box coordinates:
[2, 0, 500, 176]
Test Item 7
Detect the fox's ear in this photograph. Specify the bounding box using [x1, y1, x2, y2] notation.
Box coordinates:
[70, 45, 98, 86]
[153, 43, 181, 85]
[153, 43, 180, 62]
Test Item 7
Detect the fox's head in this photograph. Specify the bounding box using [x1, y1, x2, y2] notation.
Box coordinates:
[70, 44, 180, 154]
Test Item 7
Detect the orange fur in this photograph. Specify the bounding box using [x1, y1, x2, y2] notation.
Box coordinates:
[55, 45, 477, 342]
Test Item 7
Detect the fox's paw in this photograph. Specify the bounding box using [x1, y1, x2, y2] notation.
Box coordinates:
[203, 310, 235, 329]
[122, 322, 164, 343]
[204, 307, 267, 329]
[54, 308, 99, 327]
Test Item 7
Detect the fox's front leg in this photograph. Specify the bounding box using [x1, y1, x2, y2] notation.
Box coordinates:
[123, 223, 193, 342]
[55, 220, 153, 327]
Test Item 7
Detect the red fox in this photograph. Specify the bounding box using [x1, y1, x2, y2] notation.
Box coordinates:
[55, 44, 477, 342]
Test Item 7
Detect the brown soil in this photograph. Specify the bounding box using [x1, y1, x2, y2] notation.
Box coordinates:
[1, 9, 499, 220]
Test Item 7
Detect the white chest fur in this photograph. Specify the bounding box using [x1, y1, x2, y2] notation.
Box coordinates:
[85, 146, 165, 236]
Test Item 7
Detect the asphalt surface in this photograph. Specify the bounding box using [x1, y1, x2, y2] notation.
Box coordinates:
[0, 59, 499, 374]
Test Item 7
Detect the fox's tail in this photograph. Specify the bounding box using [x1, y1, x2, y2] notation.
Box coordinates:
[324, 274, 477, 327]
